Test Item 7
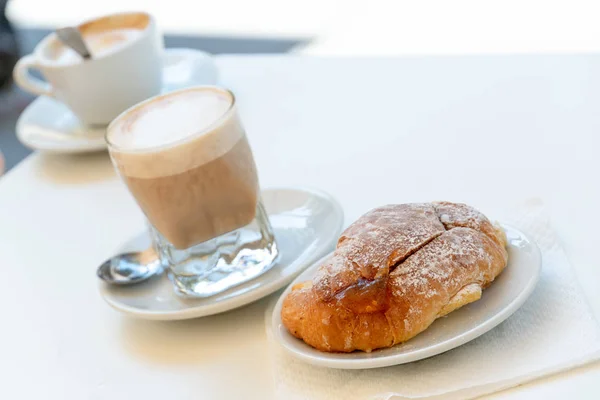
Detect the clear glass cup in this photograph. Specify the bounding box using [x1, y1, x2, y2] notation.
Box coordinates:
[106, 86, 278, 297]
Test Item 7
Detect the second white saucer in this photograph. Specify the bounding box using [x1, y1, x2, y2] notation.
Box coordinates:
[100, 187, 345, 320]
[271, 225, 541, 369]
[16, 48, 218, 154]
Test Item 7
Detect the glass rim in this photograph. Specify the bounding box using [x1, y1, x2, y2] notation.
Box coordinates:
[105, 85, 237, 154]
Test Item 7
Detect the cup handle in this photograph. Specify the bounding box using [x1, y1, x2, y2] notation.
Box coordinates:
[13, 54, 54, 97]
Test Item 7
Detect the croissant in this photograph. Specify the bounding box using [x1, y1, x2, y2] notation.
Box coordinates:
[281, 202, 508, 353]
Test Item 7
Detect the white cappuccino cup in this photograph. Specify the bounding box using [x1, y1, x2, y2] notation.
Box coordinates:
[13, 12, 164, 126]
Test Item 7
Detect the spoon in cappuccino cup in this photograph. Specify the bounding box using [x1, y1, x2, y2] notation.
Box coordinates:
[97, 247, 165, 285]
[55, 27, 92, 60]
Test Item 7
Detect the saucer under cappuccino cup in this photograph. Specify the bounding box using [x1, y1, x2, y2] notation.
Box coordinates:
[106, 86, 279, 297]
[13, 12, 163, 126]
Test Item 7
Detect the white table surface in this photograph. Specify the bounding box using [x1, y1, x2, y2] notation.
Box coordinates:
[1, 55, 599, 399]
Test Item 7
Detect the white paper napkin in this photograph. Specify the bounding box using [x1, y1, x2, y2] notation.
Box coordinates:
[265, 199, 600, 399]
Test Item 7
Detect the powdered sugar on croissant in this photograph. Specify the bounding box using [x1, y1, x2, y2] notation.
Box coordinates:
[281, 202, 508, 353]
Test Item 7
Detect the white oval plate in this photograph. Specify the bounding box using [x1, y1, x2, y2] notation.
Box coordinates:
[16, 48, 218, 154]
[271, 225, 541, 369]
[100, 187, 344, 320]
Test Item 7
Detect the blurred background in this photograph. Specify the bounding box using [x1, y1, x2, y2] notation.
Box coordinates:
[2, 0, 600, 173]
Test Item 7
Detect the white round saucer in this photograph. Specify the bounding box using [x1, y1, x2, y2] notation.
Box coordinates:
[16, 48, 218, 154]
[271, 225, 541, 369]
[100, 187, 345, 320]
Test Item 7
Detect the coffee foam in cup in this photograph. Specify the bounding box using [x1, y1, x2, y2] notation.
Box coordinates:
[42, 12, 151, 65]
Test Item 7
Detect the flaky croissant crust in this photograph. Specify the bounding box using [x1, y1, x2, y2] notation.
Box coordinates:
[281, 202, 508, 352]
